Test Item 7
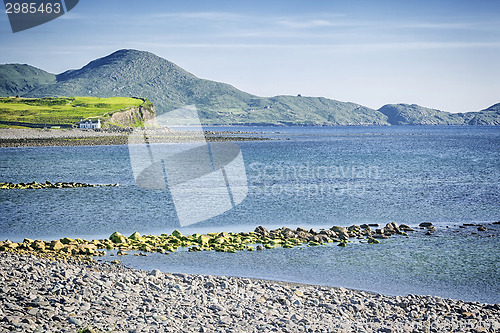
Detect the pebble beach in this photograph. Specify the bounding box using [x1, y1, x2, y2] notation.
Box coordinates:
[1, 252, 499, 333]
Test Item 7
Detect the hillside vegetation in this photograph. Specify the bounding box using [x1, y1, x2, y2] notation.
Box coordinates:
[0, 97, 151, 128]
[0, 49, 498, 126]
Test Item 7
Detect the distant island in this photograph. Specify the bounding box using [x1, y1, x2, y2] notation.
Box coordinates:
[1, 49, 499, 126]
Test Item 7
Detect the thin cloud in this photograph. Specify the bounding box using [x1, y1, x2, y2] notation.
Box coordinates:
[278, 19, 338, 29]
[145, 11, 243, 21]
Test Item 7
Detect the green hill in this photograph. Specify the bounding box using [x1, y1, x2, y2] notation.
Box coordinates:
[0, 49, 498, 126]
[0, 64, 56, 97]
[0, 96, 153, 128]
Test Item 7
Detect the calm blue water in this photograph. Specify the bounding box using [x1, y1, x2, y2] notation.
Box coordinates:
[1, 126, 499, 302]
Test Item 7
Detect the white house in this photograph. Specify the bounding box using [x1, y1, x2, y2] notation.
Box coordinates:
[79, 119, 101, 129]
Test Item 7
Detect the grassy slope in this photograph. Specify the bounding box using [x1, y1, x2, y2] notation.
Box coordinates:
[0, 97, 147, 128]
[0, 64, 56, 97]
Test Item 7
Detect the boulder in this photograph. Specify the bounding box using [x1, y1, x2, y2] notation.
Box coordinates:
[330, 226, 349, 240]
[399, 224, 415, 232]
[296, 231, 311, 241]
[60, 237, 75, 244]
[254, 226, 269, 237]
[330, 226, 348, 234]
[109, 232, 127, 244]
[198, 234, 210, 245]
[280, 228, 295, 239]
[32, 240, 46, 250]
[128, 231, 142, 240]
[419, 222, 433, 228]
[50, 240, 65, 251]
[171, 230, 183, 238]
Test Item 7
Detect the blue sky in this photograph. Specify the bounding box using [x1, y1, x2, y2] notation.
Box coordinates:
[1, 0, 499, 112]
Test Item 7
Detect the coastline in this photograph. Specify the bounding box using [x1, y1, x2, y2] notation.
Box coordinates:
[0, 128, 266, 147]
[1, 252, 498, 333]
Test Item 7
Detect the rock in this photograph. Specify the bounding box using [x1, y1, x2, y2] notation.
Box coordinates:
[254, 226, 269, 236]
[384, 222, 400, 234]
[149, 269, 161, 277]
[172, 230, 183, 238]
[204, 281, 216, 288]
[280, 228, 295, 238]
[68, 317, 83, 326]
[399, 224, 415, 232]
[32, 240, 46, 250]
[198, 234, 210, 245]
[256, 245, 264, 251]
[419, 222, 433, 228]
[330, 226, 349, 239]
[50, 240, 65, 251]
[477, 226, 486, 231]
[109, 232, 126, 244]
[128, 231, 142, 240]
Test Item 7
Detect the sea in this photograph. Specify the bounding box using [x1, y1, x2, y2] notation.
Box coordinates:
[1, 126, 499, 303]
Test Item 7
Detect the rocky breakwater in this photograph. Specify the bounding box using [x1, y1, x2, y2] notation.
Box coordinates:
[1, 252, 499, 332]
[0, 181, 119, 189]
[0, 223, 420, 261]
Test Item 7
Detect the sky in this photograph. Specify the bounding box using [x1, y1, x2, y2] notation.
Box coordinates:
[0, 0, 499, 113]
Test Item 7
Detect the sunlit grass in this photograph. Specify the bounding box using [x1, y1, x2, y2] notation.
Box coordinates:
[0, 96, 147, 127]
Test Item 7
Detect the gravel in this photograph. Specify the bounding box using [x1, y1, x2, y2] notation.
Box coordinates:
[0, 128, 129, 140]
[0, 252, 498, 332]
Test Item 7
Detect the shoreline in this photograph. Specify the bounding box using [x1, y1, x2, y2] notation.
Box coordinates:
[1, 252, 498, 333]
[0, 128, 267, 147]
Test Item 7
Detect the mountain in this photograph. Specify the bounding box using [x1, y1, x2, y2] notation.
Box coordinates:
[378, 104, 464, 125]
[378, 103, 500, 125]
[0, 64, 55, 97]
[463, 103, 500, 125]
[0, 49, 498, 126]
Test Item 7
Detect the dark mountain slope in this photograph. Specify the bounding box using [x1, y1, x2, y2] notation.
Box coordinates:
[0, 64, 56, 97]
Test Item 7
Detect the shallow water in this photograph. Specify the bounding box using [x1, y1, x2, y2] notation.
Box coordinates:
[1, 126, 499, 302]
